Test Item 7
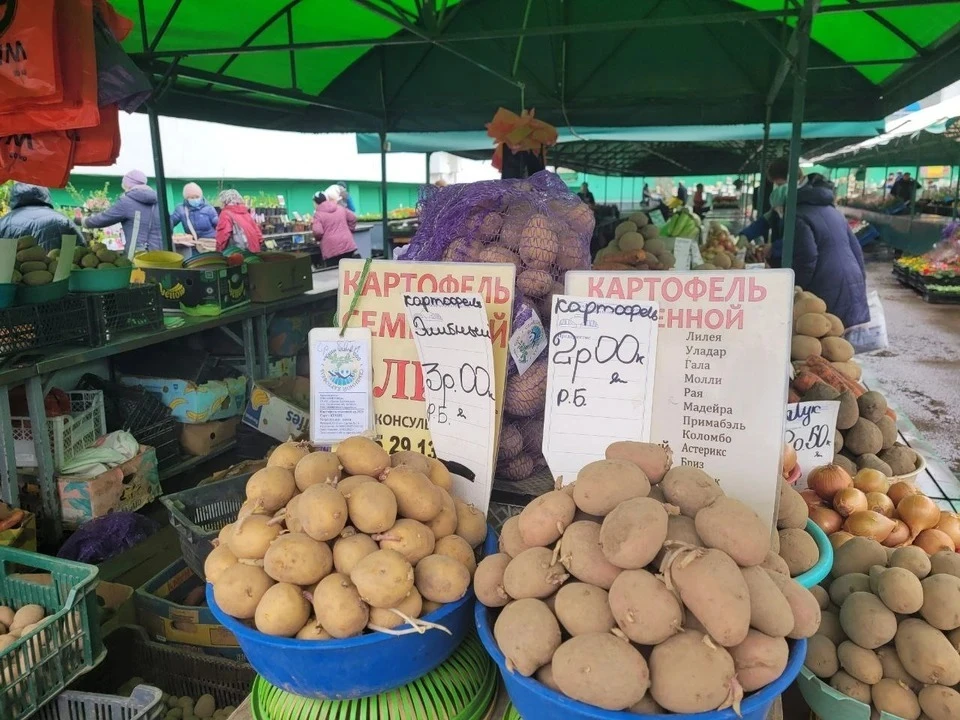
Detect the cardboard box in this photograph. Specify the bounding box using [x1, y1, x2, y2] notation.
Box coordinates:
[98, 581, 135, 635]
[247, 252, 312, 303]
[135, 557, 242, 659]
[119, 374, 247, 424]
[179, 417, 239, 456]
[134, 265, 249, 316]
[242, 376, 309, 442]
[57, 446, 162, 527]
[219, 355, 295, 380]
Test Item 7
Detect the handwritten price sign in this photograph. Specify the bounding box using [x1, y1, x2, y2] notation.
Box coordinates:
[405, 293, 496, 512]
[543, 295, 660, 484]
[784, 400, 840, 489]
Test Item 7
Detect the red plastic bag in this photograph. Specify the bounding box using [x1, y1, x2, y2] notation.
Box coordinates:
[73, 103, 119, 166]
[0, 131, 75, 187]
[0, 0, 99, 135]
[0, 0, 61, 105]
[93, 0, 133, 41]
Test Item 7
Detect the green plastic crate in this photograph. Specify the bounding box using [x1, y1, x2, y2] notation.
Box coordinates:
[0, 546, 104, 720]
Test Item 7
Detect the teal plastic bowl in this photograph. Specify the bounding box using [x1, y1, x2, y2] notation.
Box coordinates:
[68, 266, 133, 292]
[0, 283, 16, 308]
[795, 518, 833, 588]
[16, 278, 68, 305]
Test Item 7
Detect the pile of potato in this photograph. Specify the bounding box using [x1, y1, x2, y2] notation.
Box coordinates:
[205, 437, 487, 640]
[593, 213, 677, 271]
[804, 537, 960, 719]
[791, 291, 859, 377]
[476, 441, 822, 713]
[0, 603, 48, 654]
[151, 690, 234, 720]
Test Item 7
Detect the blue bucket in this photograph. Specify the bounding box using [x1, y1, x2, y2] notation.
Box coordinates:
[476, 601, 807, 720]
[795, 518, 833, 589]
[206, 527, 497, 700]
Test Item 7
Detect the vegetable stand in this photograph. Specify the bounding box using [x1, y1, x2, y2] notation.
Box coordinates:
[0, 271, 338, 542]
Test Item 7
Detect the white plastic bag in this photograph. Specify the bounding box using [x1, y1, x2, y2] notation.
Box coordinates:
[845, 290, 888, 353]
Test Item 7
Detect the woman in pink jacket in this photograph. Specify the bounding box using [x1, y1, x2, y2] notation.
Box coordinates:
[312, 185, 358, 266]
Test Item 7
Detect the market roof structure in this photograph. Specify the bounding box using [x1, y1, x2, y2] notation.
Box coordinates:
[813, 117, 960, 167]
[117, 0, 960, 133]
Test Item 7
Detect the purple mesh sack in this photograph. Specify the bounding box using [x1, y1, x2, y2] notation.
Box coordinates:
[57, 512, 159, 564]
[403, 170, 595, 481]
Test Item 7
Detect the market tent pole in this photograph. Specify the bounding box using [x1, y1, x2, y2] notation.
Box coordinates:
[380, 131, 389, 257]
[147, 106, 172, 252]
[882, 165, 889, 197]
[781, 0, 817, 269]
[757, 106, 772, 217]
[425, 151, 432, 183]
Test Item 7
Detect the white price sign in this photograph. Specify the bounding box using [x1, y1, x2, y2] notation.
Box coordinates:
[785, 401, 840, 490]
[405, 293, 496, 512]
[543, 295, 660, 484]
[673, 238, 694, 271]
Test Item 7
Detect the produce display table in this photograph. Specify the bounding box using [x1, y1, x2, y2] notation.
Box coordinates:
[0, 271, 339, 542]
[839, 206, 950, 255]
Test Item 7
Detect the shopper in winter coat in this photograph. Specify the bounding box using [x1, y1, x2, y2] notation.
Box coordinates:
[778, 174, 869, 328]
[312, 185, 358, 265]
[215, 189, 263, 253]
[80, 169, 163, 251]
[0, 183, 80, 251]
[170, 182, 218, 239]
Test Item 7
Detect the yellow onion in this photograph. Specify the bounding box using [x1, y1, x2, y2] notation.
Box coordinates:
[810, 506, 843, 535]
[783, 444, 798, 475]
[809, 464, 853, 502]
[834, 487, 869, 518]
[800, 489, 825, 510]
[914, 528, 956, 555]
[888, 481, 919, 507]
[865, 492, 896, 518]
[935, 512, 960, 548]
[853, 468, 889, 495]
[897, 494, 941, 540]
[829, 531, 855, 551]
[843, 510, 896, 543]
[882, 520, 910, 548]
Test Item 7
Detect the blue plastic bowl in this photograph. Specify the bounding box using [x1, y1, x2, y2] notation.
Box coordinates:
[795, 518, 833, 589]
[206, 526, 497, 700]
[476, 601, 807, 720]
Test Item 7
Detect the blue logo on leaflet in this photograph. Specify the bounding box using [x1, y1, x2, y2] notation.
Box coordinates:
[322, 343, 363, 390]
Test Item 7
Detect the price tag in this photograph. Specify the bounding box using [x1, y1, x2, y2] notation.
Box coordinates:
[405, 293, 496, 512]
[543, 295, 660, 484]
[673, 238, 693, 271]
[0, 238, 16, 283]
[691, 241, 704, 267]
[54, 235, 75, 282]
[649, 210, 666, 228]
[308, 328, 374, 445]
[746, 263, 766, 270]
[785, 401, 840, 490]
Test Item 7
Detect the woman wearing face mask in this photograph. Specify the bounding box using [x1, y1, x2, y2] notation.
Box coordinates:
[170, 182, 219, 241]
[78, 169, 163, 251]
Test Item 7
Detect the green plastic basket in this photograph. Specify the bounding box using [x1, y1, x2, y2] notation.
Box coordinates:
[0, 546, 104, 720]
[249, 634, 497, 720]
[16, 279, 69, 305]
[68, 266, 133, 292]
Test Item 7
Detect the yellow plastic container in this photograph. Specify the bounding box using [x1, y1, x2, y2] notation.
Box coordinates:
[133, 251, 184, 270]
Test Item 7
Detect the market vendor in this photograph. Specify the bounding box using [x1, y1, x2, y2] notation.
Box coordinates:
[0, 183, 81, 251]
[313, 186, 359, 266]
[170, 182, 218, 239]
[77, 169, 163, 252]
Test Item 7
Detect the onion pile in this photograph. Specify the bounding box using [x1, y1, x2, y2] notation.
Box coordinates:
[805, 463, 957, 556]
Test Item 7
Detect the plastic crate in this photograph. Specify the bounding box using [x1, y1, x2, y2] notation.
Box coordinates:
[0, 546, 105, 720]
[137, 419, 179, 469]
[35, 686, 162, 720]
[0, 295, 96, 357]
[12, 390, 107, 469]
[86, 284, 164, 347]
[74, 625, 254, 710]
[160, 474, 250, 579]
[76, 375, 171, 434]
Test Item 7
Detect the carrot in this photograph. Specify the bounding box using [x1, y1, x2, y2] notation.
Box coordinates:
[0, 509, 24, 532]
[792, 370, 820, 394]
[788, 389, 801, 404]
[805, 355, 863, 397]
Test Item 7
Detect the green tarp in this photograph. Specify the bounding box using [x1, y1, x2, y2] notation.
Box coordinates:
[817, 118, 960, 168]
[115, 0, 960, 133]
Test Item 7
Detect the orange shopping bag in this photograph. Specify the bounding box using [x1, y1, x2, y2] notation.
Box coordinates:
[0, 131, 75, 188]
[0, 0, 62, 107]
[94, 0, 133, 41]
[0, 0, 99, 135]
[73, 103, 119, 166]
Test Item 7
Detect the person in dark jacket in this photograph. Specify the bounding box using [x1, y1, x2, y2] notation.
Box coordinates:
[676, 182, 688, 204]
[79, 169, 163, 251]
[0, 183, 80, 251]
[777, 174, 869, 328]
[170, 182, 218, 239]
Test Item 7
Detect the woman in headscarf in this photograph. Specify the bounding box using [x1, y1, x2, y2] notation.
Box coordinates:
[170, 182, 218, 240]
[312, 185, 358, 266]
[215, 189, 263, 253]
[79, 169, 163, 251]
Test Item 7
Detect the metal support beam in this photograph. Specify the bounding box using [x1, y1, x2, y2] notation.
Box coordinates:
[512, 0, 534, 78]
[150, 0, 184, 51]
[757, 106, 773, 216]
[147, 106, 173, 252]
[425, 151, 432, 184]
[766, 0, 819, 106]
[26, 377, 59, 541]
[380, 132, 390, 257]
[781, 0, 816, 269]
[286, 10, 298, 90]
[0, 387, 18, 507]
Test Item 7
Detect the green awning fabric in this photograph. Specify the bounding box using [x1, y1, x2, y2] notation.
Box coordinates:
[817, 117, 960, 167]
[115, 1, 960, 133]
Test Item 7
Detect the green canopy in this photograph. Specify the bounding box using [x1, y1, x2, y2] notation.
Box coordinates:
[816, 118, 960, 168]
[116, 0, 960, 133]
